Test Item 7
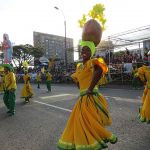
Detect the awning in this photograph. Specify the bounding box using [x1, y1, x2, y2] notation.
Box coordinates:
[39, 57, 49, 63]
[108, 25, 150, 49]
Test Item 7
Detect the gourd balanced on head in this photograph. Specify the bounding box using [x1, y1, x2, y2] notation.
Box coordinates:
[80, 19, 102, 64]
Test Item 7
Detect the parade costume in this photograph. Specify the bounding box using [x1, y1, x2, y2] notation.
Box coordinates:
[138, 65, 150, 123]
[36, 73, 41, 89]
[46, 72, 52, 92]
[21, 73, 33, 102]
[2, 64, 16, 116]
[57, 41, 117, 150]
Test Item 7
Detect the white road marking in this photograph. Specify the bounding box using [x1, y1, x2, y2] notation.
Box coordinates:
[105, 96, 141, 103]
[33, 91, 141, 113]
[40, 93, 77, 99]
[34, 100, 72, 112]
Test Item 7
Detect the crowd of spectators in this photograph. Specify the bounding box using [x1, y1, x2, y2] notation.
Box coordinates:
[14, 48, 150, 84]
[15, 62, 76, 84]
[104, 49, 143, 64]
[96, 48, 150, 83]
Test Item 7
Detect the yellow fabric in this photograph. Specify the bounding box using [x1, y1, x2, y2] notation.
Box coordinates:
[98, 75, 108, 86]
[76, 63, 83, 69]
[71, 59, 108, 90]
[132, 67, 138, 77]
[21, 74, 33, 98]
[58, 58, 114, 149]
[22, 61, 29, 67]
[138, 65, 147, 81]
[36, 74, 41, 81]
[46, 72, 52, 81]
[23, 74, 30, 84]
[4, 72, 17, 90]
[93, 58, 108, 74]
[41, 67, 45, 74]
[0, 76, 4, 91]
[138, 66, 150, 121]
[0, 66, 4, 72]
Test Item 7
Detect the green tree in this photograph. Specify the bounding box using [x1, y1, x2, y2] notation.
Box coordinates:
[31, 46, 45, 58]
[78, 3, 106, 30]
[13, 44, 44, 70]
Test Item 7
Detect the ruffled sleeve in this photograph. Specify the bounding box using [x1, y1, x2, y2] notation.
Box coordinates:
[71, 63, 83, 83]
[71, 72, 78, 83]
[92, 58, 108, 74]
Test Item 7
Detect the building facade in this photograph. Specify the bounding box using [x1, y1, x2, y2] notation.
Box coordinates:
[33, 31, 74, 65]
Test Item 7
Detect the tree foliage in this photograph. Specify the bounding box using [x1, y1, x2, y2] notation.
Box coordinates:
[13, 44, 44, 69]
[78, 3, 106, 30]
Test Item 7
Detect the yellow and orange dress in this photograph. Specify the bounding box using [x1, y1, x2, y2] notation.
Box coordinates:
[21, 74, 33, 99]
[57, 58, 117, 150]
[138, 66, 150, 123]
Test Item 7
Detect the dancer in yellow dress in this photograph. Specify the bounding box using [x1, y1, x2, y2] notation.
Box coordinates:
[138, 62, 150, 123]
[57, 40, 117, 149]
[21, 71, 33, 103]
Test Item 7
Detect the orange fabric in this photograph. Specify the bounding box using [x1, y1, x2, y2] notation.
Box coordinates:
[92, 58, 108, 74]
[138, 66, 150, 121]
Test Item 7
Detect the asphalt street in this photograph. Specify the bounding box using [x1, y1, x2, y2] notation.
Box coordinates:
[0, 83, 150, 150]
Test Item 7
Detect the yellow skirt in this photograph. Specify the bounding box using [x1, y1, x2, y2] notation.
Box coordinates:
[57, 92, 117, 149]
[139, 88, 150, 123]
[21, 83, 33, 98]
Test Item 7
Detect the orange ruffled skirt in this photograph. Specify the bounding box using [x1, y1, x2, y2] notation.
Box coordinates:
[57, 91, 117, 149]
[139, 87, 150, 123]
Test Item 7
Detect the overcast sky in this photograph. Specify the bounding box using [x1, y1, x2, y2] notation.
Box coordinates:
[0, 0, 150, 46]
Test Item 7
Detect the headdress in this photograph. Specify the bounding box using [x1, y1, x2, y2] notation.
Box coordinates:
[2, 64, 13, 71]
[80, 40, 95, 57]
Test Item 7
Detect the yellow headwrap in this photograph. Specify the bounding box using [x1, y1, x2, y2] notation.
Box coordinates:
[80, 40, 95, 57]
